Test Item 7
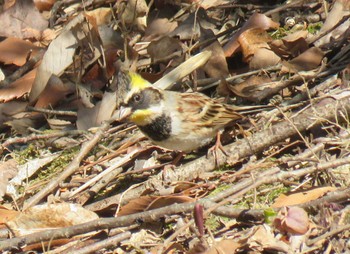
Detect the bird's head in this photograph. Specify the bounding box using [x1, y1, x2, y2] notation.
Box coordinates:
[117, 71, 164, 126]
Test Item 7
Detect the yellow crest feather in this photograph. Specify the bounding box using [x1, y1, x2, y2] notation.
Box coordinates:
[129, 72, 151, 89]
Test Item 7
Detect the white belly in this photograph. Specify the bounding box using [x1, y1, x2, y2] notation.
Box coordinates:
[153, 134, 214, 152]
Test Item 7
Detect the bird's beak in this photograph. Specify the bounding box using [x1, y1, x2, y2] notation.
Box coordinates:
[118, 106, 132, 121]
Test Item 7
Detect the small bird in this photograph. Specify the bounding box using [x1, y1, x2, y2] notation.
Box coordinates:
[117, 71, 259, 153]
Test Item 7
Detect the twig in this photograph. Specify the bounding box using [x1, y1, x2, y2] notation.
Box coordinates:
[1, 130, 86, 153]
[75, 167, 123, 205]
[307, 224, 350, 246]
[68, 148, 142, 198]
[23, 120, 113, 210]
[1, 169, 350, 251]
[26, 106, 77, 116]
[66, 232, 131, 254]
[86, 93, 350, 211]
[159, 158, 350, 252]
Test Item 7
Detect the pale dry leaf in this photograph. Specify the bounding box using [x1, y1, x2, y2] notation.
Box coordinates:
[0, 68, 4, 81]
[0, 101, 28, 126]
[0, 206, 20, 224]
[76, 91, 117, 130]
[118, 0, 149, 30]
[0, 0, 48, 38]
[0, 159, 18, 201]
[86, 7, 112, 26]
[313, 0, 350, 47]
[22, 28, 59, 47]
[29, 13, 102, 103]
[47, 118, 74, 130]
[272, 186, 337, 208]
[154, 51, 212, 90]
[247, 225, 291, 252]
[249, 48, 281, 70]
[34, 75, 75, 109]
[204, 239, 241, 254]
[6, 203, 99, 236]
[7, 153, 61, 199]
[127, 229, 161, 249]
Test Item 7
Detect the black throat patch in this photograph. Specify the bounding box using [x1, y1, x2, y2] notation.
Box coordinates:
[138, 114, 171, 141]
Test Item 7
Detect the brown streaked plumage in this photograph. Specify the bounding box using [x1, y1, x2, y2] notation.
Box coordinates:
[117, 71, 262, 152]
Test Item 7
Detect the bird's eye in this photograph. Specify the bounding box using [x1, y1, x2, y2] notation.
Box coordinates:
[133, 94, 142, 103]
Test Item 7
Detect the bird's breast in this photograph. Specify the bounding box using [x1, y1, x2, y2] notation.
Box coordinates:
[138, 113, 172, 142]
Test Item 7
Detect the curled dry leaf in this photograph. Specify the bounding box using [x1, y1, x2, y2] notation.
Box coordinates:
[169, 8, 215, 40]
[201, 27, 229, 79]
[0, 69, 37, 102]
[238, 28, 281, 69]
[238, 28, 273, 63]
[33, 0, 56, 12]
[0, 37, 42, 66]
[144, 18, 178, 41]
[223, 13, 280, 57]
[147, 36, 184, 65]
[270, 30, 309, 58]
[274, 207, 310, 235]
[228, 75, 273, 102]
[281, 47, 325, 73]
[86, 7, 112, 26]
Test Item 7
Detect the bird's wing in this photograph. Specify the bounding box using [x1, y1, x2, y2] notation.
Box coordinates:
[177, 93, 243, 129]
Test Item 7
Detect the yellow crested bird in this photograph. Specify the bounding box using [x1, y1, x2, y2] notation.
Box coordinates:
[117, 71, 262, 153]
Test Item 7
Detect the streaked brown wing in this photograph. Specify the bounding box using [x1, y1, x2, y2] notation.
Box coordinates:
[178, 93, 243, 129]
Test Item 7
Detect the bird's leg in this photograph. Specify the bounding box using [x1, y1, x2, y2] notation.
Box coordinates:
[207, 131, 227, 167]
